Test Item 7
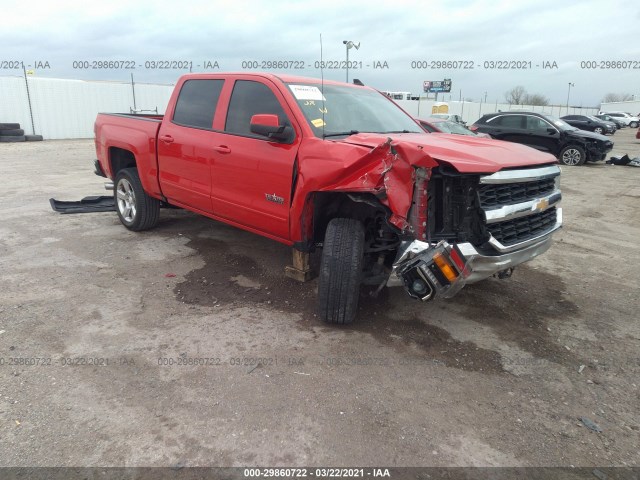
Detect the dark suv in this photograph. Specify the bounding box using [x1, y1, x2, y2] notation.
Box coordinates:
[470, 112, 614, 166]
[561, 115, 615, 135]
[595, 114, 624, 129]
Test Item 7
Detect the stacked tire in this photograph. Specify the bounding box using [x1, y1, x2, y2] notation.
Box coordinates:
[0, 123, 43, 142]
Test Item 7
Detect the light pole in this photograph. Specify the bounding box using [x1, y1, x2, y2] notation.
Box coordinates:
[566, 82, 575, 114]
[342, 40, 360, 83]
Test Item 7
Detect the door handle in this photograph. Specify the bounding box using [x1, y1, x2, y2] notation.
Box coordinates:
[213, 145, 231, 154]
[159, 135, 174, 144]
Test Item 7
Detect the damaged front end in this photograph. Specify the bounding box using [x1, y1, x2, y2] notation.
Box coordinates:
[387, 240, 473, 301]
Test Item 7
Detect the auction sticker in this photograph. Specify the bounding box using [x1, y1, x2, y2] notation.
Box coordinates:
[289, 84, 325, 101]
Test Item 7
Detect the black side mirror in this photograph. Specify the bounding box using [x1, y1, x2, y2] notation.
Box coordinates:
[547, 128, 556, 135]
[250, 114, 293, 142]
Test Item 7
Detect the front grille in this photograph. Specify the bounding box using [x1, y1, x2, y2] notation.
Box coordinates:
[478, 178, 556, 208]
[489, 207, 557, 246]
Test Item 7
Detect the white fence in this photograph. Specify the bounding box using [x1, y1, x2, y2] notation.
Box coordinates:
[0, 76, 174, 139]
[1, 75, 604, 139]
[396, 99, 599, 124]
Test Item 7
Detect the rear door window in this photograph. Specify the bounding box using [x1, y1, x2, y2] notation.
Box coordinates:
[172, 79, 224, 129]
[494, 115, 524, 128]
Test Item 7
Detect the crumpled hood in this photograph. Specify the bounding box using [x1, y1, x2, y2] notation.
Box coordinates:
[341, 132, 558, 173]
[289, 132, 558, 243]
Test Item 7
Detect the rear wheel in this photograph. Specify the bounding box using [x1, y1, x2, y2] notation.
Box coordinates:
[318, 218, 365, 325]
[114, 168, 160, 231]
[558, 145, 586, 166]
[630, 121, 639, 128]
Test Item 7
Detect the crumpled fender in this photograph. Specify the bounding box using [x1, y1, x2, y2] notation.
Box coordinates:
[290, 137, 438, 243]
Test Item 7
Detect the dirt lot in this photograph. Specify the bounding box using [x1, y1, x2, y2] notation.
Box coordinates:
[0, 129, 639, 468]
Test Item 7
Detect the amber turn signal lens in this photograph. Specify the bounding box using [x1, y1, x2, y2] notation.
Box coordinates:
[433, 253, 458, 283]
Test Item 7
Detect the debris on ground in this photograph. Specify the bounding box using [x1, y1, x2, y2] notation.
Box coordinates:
[579, 416, 603, 433]
[606, 154, 640, 167]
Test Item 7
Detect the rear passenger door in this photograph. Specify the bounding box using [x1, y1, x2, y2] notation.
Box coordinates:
[157, 79, 224, 213]
[486, 114, 526, 143]
[209, 78, 300, 241]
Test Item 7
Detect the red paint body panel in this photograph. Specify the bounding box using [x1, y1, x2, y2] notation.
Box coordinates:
[94, 73, 558, 246]
[94, 115, 163, 198]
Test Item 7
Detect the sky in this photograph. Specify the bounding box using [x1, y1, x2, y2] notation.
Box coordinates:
[2, 0, 639, 107]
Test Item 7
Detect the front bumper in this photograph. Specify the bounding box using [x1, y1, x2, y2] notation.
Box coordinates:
[387, 208, 562, 298]
[586, 144, 613, 161]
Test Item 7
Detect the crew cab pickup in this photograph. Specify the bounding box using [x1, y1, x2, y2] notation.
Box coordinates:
[94, 73, 562, 324]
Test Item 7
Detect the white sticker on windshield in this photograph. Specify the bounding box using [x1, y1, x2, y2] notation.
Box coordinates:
[289, 85, 325, 101]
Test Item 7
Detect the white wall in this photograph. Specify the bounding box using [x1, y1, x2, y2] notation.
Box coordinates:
[0, 75, 605, 139]
[0, 76, 174, 139]
[396, 99, 598, 124]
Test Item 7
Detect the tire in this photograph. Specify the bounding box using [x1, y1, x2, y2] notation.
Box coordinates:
[593, 127, 604, 135]
[630, 121, 639, 128]
[0, 135, 26, 142]
[24, 135, 43, 141]
[0, 123, 20, 130]
[0, 128, 24, 136]
[114, 168, 160, 231]
[558, 145, 586, 166]
[318, 218, 366, 325]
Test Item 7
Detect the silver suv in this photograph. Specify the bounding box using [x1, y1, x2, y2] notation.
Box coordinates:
[599, 111, 639, 128]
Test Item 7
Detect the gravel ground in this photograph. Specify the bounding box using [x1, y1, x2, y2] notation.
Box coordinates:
[0, 129, 639, 467]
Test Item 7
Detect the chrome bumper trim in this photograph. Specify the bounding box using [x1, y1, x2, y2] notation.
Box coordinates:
[457, 233, 556, 284]
[483, 190, 561, 224]
[479, 165, 561, 184]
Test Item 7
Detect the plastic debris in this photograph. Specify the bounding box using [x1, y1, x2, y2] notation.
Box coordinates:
[579, 416, 602, 433]
[164, 273, 177, 278]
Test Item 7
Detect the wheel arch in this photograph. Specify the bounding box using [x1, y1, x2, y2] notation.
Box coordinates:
[310, 191, 396, 248]
[109, 147, 137, 177]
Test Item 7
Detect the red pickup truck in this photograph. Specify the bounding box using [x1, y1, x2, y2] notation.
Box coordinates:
[94, 73, 562, 324]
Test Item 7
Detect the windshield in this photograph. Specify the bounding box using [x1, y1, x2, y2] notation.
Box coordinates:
[543, 114, 576, 131]
[286, 83, 422, 138]
[435, 121, 475, 135]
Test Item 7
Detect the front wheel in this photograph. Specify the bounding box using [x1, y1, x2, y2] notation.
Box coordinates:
[594, 127, 604, 134]
[114, 168, 160, 231]
[558, 145, 586, 166]
[318, 218, 365, 325]
[630, 121, 639, 128]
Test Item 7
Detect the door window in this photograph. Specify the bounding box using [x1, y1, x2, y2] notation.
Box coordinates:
[526, 116, 553, 130]
[172, 79, 224, 129]
[225, 80, 289, 137]
[494, 115, 524, 128]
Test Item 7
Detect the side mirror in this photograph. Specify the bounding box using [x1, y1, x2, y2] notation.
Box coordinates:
[547, 128, 556, 135]
[250, 114, 293, 142]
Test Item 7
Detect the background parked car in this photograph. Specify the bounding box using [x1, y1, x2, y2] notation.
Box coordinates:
[561, 115, 615, 135]
[417, 117, 491, 137]
[470, 111, 613, 166]
[429, 113, 466, 125]
[595, 114, 625, 129]
[600, 112, 639, 128]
